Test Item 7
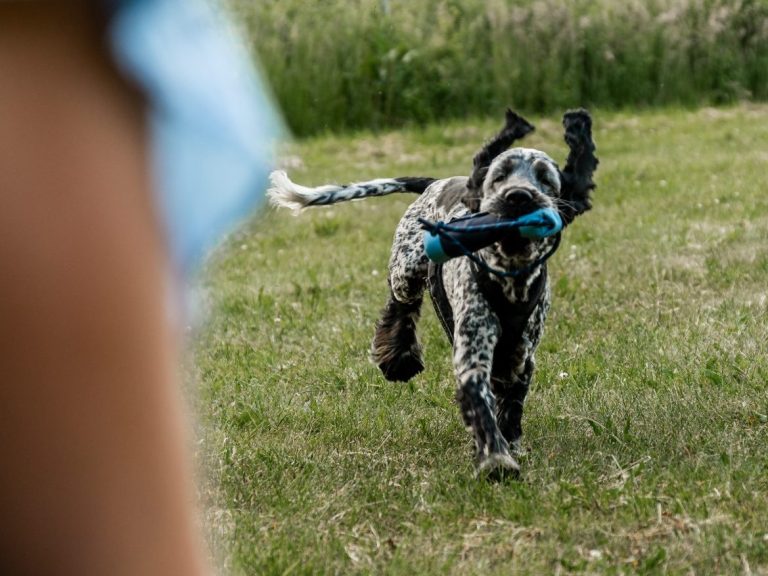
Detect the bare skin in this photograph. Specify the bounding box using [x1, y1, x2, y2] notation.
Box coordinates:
[0, 3, 210, 574]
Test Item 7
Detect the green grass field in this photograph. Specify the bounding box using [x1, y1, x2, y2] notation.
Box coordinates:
[195, 105, 768, 574]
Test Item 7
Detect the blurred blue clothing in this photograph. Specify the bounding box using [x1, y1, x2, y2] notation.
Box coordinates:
[107, 0, 283, 273]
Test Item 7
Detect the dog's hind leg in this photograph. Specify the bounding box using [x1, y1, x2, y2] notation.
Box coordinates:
[493, 360, 534, 454]
[493, 299, 548, 452]
[371, 290, 424, 382]
[372, 206, 432, 382]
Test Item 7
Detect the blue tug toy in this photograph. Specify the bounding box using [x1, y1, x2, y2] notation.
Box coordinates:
[419, 207, 563, 264]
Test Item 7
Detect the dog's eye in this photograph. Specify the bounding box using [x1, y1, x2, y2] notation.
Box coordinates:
[491, 172, 506, 184]
[534, 162, 557, 190]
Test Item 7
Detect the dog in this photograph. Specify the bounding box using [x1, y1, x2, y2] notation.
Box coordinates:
[267, 109, 598, 478]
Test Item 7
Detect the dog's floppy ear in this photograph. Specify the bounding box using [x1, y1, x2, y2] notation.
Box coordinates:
[464, 109, 535, 212]
[559, 109, 599, 225]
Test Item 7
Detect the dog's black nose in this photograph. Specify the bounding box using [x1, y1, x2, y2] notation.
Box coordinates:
[503, 188, 534, 204]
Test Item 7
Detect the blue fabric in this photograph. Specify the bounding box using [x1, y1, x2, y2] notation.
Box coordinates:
[108, 0, 283, 272]
[420, 208, 563, 276]
[515, 208, 563, 238]
[421, 207, 563, 263]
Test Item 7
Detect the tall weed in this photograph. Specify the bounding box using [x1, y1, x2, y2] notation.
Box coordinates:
[229, 0, 768, 135]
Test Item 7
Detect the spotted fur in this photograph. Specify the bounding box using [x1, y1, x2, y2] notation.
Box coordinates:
[268, 109, 598, 479]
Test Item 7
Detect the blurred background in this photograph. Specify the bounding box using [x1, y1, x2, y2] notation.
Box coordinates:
[228, 0, 768, 137]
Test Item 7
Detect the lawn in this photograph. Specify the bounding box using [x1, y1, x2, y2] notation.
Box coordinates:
[194, 105, 768, 575]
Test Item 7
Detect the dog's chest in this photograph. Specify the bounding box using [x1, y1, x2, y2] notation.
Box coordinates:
[428, 259, 549, 370]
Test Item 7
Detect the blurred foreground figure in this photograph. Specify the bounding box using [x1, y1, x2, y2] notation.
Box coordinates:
[0, 1, 280, 574]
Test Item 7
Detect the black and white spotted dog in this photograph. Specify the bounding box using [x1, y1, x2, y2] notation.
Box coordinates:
[268, 110, 598, 478]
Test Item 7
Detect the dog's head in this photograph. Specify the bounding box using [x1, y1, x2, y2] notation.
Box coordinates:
[479, 148, 561, 218]
[478, 148, 562, 262]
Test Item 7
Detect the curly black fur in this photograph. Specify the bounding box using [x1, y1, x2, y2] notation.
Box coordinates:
[371, 292, 424, 382]
[559, 109, 599, 225]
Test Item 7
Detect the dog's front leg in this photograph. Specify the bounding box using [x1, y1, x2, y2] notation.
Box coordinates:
[452, 302, 520, 479]
[493, 362, 533, 453]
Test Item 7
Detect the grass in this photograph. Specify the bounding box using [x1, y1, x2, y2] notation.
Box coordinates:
[228, 0, 768, 136]
[194, 104, 768, 574]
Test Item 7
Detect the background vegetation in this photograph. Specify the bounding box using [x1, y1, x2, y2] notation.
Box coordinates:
[196, 105, 768, 574]
[229, 0, 768, 136]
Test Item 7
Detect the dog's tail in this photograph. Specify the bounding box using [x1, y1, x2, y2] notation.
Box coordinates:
[268, 170, 435, 214]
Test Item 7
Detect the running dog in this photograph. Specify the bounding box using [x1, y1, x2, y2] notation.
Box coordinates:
[268, 109, 598, 478]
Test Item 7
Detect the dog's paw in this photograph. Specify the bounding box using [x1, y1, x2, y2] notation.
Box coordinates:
[476, 452, 521, 482]
[376, 349, 424, 382]
[562, 109, 594, 152]
[510, 440, 529, 461]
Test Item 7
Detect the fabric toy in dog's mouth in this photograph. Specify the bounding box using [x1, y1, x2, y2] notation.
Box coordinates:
[419, 207, 563, 264]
